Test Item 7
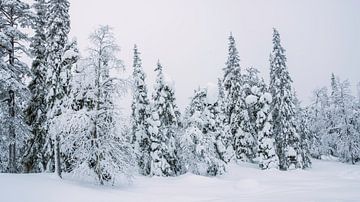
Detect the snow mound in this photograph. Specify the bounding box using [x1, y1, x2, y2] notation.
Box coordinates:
[1, 160, 360, 202]
[245, 94, 258, 105]
[262, 92, 272, 103]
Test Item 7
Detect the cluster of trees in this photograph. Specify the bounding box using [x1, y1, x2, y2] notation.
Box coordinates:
[1, 0, 359, 185]
[131, 29, 314, 179]
[0, 0, 132, 185]
[306, 74, 360, 164]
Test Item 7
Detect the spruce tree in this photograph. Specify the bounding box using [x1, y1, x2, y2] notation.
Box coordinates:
[256, 91, 279, 169]
[181, 88, 226, 176]
[294, 95, 312, 168]
[131, 45, 151, 175]
[214, 80, 233, 163]
[221, 33, 246, 162]
[23, 0, 49, 172]
[44, 0, 72, 177]
[269, 28, 305, 170]
[149, 61, 181, 176]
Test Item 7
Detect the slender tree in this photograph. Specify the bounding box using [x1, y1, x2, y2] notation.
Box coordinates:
[221, 33, 245, 161]
[44, 0, 72, 177]
[149, 61, 181, 176]
[269, 28, 305, 170]
[23, 0, 49, 172]
[131, 45, 151, 175]
[0, 0, 31, 173]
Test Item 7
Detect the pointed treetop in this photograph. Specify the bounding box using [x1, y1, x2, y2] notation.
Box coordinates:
[271, 28, 285, 53]
[223, 33, 240, 78]
[155, 60, 163, 74]
[154, 60, 165, 86]
[272, 28, 280, 41]
[133, 44, 141, 69]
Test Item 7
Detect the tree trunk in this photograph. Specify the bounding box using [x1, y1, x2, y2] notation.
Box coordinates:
[54, 136, 62, 178]
[8, 90, 16, 173]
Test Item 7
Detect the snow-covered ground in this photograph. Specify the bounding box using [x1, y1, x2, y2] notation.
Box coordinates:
[1, 159, 359, 202]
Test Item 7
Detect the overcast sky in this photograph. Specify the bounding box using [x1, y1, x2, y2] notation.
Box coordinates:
[68, 0, 360, 109]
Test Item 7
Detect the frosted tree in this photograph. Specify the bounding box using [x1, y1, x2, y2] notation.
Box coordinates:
[256, 91, 279, 169]
[181, 88, 226, 176]
[0, 0, 31, 173]
[43, 0, 73, 177]
[294, 96, 312, 168]
[241, 67, 267, 162]
[332, 78, 360, 164]
[55, 26, 134, 185]
[214, 79, 234, 163]
[325, 73, 342, 157]
[221, 33, 247, 162]
[149, 61, 181, 176]
[269, 28, 305, 170]
[131, 45, 151, 175]
[307, 87, 330, 158]
[22, 0, 49, 172]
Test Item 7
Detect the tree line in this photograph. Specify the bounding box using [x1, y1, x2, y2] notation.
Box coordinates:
[1, 0, 359, 185]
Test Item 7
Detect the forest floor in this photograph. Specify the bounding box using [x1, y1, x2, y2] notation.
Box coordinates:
[1, 159, 359, 202]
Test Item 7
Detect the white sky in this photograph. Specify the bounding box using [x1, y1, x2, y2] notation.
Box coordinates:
[68, 0, 360, 109]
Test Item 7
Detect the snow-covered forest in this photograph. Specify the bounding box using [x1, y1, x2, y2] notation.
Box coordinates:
[1, 0, 360, 201]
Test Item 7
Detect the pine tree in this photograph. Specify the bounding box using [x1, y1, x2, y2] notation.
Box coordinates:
[269, 28, 305, 170]
[23, 0, 49, 172]
[149, 61, 181, 176]
[0, 0, 31, 173]
[131, 45, 151, 175]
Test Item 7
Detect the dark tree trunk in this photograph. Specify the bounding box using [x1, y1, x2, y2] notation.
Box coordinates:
[8, 90, 16, 173]
[55, 136, 62, 178]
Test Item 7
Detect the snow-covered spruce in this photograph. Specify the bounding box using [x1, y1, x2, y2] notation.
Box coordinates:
[131, 45, 152, 175]
[255, 92, 279, 169]
[221, 33, 249, 162]
[149, 61, 182, 177]
[269, 28, 307, 170]
[23, 0, 50, 173]
[294, 95, 312, 169]
[181, 88, 226, 176]
[43, 0, 74, 177]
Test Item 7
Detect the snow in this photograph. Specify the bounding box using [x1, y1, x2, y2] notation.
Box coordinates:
[163, 72, 175, 89]
[245, 94, 258, 105]
[206, 82, 218, 104]
[286, 146, 297, 157]
[1, 159, 359, 202]
[262, 92, 272, 103]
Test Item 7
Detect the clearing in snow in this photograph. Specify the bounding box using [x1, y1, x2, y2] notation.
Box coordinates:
[1, 159, 359, 202]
